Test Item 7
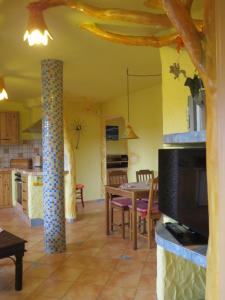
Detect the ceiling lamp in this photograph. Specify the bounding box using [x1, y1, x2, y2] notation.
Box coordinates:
[0, 77, 8, 101]
[24, 6, 52, 46]
[121, 68, 139, 140]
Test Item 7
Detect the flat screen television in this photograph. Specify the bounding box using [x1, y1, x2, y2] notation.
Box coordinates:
[106, 125, 119, 140]
[158, 148, 209, 238]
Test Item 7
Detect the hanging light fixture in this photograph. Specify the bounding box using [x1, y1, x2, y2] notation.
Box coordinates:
[121, 68, 139, 139]
[24, 5, 52, 46]
[0, 77, 8, 101]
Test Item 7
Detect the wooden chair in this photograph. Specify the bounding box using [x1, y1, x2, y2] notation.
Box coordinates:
[136, 169, 154, 183]
[108, 170, 131, 239]
[129, 177, 161, 248]
[136, 169, 154, 203]
[108, 170, 128, 187]
[76, 184, 84, 207]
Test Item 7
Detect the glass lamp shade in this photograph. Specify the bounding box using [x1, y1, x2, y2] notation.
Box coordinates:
[24, 7, 52, 46]
[0, 77, 8, 101]
[121, 123, 139, 139]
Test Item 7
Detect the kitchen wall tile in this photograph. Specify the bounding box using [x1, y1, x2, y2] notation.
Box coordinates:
[0, 141, 42, 168]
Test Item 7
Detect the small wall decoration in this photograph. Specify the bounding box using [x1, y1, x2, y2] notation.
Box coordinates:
[169, 62, 206, 131]
[72, 119, 86, 149]
[169, 62, 187, 79]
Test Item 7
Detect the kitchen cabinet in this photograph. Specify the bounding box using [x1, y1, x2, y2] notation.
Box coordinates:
[0, 112, 19, 144]
[0, 171, 12, 208]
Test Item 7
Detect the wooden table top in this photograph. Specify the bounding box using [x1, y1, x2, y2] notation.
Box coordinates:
[0, 230, 26, 250]
[105, 183, 149, 198]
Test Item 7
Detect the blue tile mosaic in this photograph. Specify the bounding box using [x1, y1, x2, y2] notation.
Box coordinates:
[41, 59, 66, 254]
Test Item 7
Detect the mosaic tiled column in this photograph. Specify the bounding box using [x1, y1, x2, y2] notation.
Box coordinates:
[41, 59, 66, 253]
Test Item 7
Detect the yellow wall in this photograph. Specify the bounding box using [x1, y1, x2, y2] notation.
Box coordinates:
[160, 47, 196, 134]
[2, 83, 162, 205]
[102, 83, 163, 181]
[64, 101, 102, 201]
[27, 101, 102, 201]
[106, 117, 127, 155]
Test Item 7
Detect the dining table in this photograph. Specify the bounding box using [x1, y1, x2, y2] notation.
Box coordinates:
[105, 182, 150, 250]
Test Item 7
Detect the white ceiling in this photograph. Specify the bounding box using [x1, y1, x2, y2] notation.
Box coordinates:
[0, 0, 202, 103]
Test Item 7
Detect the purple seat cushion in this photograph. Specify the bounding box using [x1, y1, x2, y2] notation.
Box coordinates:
[141, 198, 149, 202]
[111, 197, 132, 207]
[128, 201, 159, 214]
[128, 200, 147, 212]
[137, 200, 148, 213]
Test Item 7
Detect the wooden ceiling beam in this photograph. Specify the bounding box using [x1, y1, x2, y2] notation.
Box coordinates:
[80, 23, 178, 47]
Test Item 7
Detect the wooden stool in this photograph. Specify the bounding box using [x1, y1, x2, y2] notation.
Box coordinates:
[76, 184, 84, 207]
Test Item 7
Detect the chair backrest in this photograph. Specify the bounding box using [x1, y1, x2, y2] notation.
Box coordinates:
[136, 169, 154, 183]
[108, 170, 128, 187]
[148, 177, 159, 215]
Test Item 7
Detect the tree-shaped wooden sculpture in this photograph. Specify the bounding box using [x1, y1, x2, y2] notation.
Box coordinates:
[25, 0, 217, 298]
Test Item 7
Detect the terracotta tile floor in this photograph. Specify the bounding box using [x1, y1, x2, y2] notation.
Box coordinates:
[0, 200, 157, 300]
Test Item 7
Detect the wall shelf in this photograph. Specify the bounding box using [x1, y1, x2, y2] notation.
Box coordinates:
[106, 154, 128, 169]
[163, 130, 206, 144]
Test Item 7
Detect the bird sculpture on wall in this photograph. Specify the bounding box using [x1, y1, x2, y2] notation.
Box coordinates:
[169, 63, 187, 79]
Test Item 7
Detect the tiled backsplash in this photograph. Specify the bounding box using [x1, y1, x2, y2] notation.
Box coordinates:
[0, 140, 42, 168]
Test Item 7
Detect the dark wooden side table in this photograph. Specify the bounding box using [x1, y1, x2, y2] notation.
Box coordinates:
[0, 230, 27, 291]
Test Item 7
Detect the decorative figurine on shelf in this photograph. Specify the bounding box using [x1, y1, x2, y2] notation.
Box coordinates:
[185, 74, 206, 132]
[72, 119, 86, 149]
[169, 62, 187, 79]
[184, 74, 205, 106]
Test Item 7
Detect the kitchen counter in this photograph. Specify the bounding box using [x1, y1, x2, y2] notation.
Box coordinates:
[0, 168, 69, 176]
[0, 168, 43, 176]
[1, 167, 69, 227]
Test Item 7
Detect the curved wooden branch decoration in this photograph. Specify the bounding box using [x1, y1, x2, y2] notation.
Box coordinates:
[80, 23, 178, 47]
[27, 0, 71, 10]
[72, 1, 202, 32]
[29, 0, 171, 27]
[162, 0, 206, 78]
[144, 0, 163, 9]
[145, 0, 194, 10]
[70, 2, 172, 27]
[28, 0, 202, 31]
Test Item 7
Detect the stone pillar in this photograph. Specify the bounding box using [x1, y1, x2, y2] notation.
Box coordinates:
[41, 59, 66, 253]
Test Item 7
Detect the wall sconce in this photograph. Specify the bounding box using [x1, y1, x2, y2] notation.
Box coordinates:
[24, 5, 52, 46]
[72, 119, 86, 149]
[0, 77, 8, 101]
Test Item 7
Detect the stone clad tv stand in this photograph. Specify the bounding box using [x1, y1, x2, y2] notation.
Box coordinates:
[158, 131, 207, 300]
[155, 222, 206, 300]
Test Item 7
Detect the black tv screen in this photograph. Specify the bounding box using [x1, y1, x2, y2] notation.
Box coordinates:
[106, 125, 119, 140]
[158, 148, 209, 238]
